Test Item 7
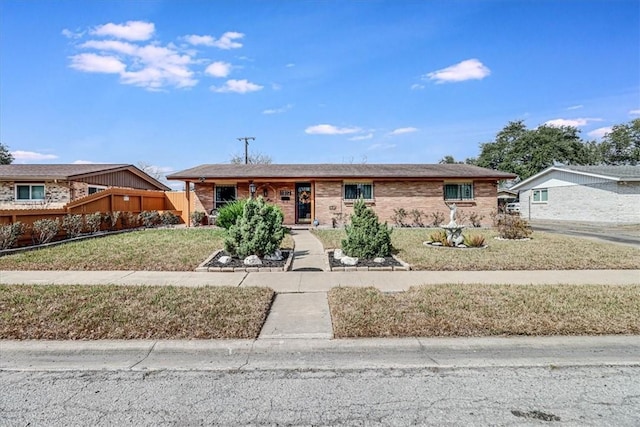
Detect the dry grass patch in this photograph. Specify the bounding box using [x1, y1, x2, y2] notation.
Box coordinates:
[0, 285, 274, 340]
[0, 228, 295, 271]
[329, 285, 640, 338]
[312, 228, 640, 270]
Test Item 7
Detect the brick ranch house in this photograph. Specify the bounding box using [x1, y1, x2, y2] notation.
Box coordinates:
[0, 164, 170, 210]
[167, 164, 516, 227]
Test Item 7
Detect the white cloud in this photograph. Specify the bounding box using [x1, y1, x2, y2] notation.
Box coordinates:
[367, 143, 396, 151]
[69, 53, 126, 73]
[424, 58, 490, 84]
[305, 124, 362, 135]
[286, 63, 295, 68]
[61, 28, 83, 39]
[183, 31, 244, 49]
[630, 109, 640, 116]
[72, 160, 97, 164]
[80, 40, 138, 55]
[567, 105, 583, 110]
[262, 104, 293, 115]
[211, 79, 263, 93]
[205, 61, 232, 78]
[389, 127, 418, 135]
[544, 118, 601, 127]
[588, 126, 612, 139]
[410, 83, 425, 90]
[91, 21, 155, 41]
[349, 133, 374, 141]
[11, 151, 59, 161]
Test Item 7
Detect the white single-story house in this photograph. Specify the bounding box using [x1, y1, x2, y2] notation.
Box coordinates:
[509, 165, 640, 223]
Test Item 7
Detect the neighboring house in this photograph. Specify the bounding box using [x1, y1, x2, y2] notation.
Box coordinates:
[0, 164, 170, 210]
[167, 164, 515, 226]
[509, 165, 640, 223]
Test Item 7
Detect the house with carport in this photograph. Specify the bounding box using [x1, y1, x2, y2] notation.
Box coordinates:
[167, 163, 515, 227]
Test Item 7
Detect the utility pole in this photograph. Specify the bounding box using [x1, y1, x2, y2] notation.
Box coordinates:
[237, 137, 255, 164]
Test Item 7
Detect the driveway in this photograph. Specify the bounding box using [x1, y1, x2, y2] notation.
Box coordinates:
[529, 220, 640, 248]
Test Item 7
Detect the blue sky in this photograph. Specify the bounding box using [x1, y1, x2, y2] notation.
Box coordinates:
[1, 0, 638, 187]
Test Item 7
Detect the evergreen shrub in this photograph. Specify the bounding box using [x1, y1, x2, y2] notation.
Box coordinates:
[216, 199, 247, 229]
[62, 214, 84, 238]
[32, 219, 60, 244]
[0, 222, 25, 250]
[224, 197, 285, 258]
[341, 199, 393, 258]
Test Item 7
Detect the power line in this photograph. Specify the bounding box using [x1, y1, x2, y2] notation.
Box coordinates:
[237, 137, 255, 164]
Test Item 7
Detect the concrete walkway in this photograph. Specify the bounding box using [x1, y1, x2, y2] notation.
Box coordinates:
[289, 229, 327, 271]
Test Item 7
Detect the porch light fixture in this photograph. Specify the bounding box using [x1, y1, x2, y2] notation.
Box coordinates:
[249, 182, 256, 198]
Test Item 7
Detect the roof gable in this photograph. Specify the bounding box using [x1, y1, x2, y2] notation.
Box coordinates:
[510, 165, 640, 191]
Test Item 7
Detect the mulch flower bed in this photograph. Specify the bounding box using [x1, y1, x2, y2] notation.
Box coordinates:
[327, 251, 409, 271]
[198, 250, 292, 272]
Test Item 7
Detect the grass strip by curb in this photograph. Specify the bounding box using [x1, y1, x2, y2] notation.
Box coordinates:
[328, 285, 640, 338]
[0, 285, 274, 340]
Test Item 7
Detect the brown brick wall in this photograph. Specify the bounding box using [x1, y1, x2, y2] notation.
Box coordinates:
[314, 180, 498, 227]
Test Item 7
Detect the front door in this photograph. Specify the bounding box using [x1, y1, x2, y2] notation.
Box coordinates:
[295, 183, 312, 224]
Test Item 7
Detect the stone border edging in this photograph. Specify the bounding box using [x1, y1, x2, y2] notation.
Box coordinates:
[196, 246, 295, 273]
[325, 250, 411, 271]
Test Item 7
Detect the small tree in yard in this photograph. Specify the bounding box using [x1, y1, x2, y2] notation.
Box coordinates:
[224, 197, 286, 258]
[341, 199, 393, 258]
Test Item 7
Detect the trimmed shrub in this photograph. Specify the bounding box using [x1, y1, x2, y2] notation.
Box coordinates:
[190, 211, 206, 227]
[0, 222, 26, 250]
[391, 208, 408, 227]
[106, 211, 121, 230]
[139, 211, 160, 228]
[431, 211, 445, 227]
[410, 209, 425, 227]
[121, 211, 139, 229]
[160, 211, 180, 226]
[493, 213, 532, 239]
[32, 218, 60, 244]
[216, 200, 247, 230]
[62, 214, 84, 238]
[469, 211, 485, 228]
[85, 212, 102, 233]
[224, 197, 286, 258]
[341, 199, 393, 258]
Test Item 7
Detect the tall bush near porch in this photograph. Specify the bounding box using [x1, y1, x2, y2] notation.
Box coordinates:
[342, 199, 393, 258]
[224, 197, 285, 258]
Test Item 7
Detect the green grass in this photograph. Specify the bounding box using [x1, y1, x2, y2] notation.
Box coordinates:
[312, 228, 640, 270]
[0, 284, 274, 339]
[329, 285, 640, 338]
[0, 228, 295, 271]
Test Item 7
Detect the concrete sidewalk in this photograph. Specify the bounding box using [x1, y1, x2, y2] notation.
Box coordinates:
[2, 269, 638, 291]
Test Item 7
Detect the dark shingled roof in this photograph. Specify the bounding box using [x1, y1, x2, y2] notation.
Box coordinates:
[167, 164, 516, 180]
[562, 165, 640, 180]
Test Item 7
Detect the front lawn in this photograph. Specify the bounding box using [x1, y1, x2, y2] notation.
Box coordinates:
[312, 228, 640, 270]
[0, 285, 274, 339]
[329, 285, 640, 338]
[0, 228, 295, 271]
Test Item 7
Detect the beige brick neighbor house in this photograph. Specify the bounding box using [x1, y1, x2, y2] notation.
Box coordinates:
[167, 164, 515, 227]
[0, 164, 170, 210]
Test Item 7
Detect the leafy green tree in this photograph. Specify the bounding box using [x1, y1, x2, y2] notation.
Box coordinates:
[475, 120, 592, 180]
[0, 143, 14, 164]
[599, 119, 640, 165]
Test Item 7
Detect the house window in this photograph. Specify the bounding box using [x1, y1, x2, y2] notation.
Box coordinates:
[215, 185, 236, 209]
[16, 184, 45, 201]
[532, 188, 548, 203]
[344, 183, 373, 201]
[88, 186, 106, 195]
[444, 183, 474, 201]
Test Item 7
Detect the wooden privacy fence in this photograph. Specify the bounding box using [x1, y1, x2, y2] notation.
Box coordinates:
[0, 188, 187, 228]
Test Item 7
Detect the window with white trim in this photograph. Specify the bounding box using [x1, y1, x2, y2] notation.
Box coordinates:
[532, 188, 548, 203]
[16, 184, 45, 201]
[88, 186, 107, 195]
[444, 183, 474, 201]
[343, 183, 373, 201]
[215, 185, 237, 209]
